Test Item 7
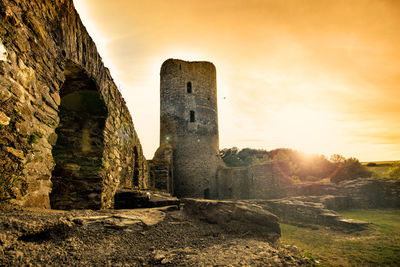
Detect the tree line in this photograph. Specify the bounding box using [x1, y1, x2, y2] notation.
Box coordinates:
[219, 147, 372, 183]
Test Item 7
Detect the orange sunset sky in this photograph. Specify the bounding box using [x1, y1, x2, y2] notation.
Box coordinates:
[73, 0, 400, 161]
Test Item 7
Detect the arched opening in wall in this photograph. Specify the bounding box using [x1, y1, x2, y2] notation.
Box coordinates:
[187, 82, 192, 93]
[133, 146, 139, 187]
[50, 62, 107, 210]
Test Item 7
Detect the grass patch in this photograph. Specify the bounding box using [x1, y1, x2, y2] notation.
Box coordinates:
[361, 161, 400, 179]
[280, 209, 400, 266]
[368, 165, 392, 178]
[362, 161, 400, 166]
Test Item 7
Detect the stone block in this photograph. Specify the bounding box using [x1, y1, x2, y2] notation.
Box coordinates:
[6, 147, 24, 160]
[183, 198, 281, 243]
[0, 111, 10, 125]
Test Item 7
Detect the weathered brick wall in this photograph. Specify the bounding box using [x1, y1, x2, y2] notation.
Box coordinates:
[217, 161, 400, 209]
[216, 167, 250, 199]
[160, 59, 223, 198]
[217, 162, 294, 200]
[248, 162, 294, 199]
[148, 142, 174, 192]
[0, 0, 148, 209]
[335, 178, 400, 209]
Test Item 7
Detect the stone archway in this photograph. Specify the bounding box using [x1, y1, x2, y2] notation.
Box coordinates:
[50, 62, 107, 210]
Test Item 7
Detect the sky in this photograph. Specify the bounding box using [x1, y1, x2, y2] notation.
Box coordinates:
[73, 0, 400, 161]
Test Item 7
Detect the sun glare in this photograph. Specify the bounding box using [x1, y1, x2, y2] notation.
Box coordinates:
[272, 106, 337, 155]
[72, 0, 400, 161]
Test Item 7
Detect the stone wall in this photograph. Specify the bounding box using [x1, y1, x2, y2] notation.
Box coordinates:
[0, 0, 148, 209]
[217, 161, 400, 210]
[217, 167, 250, 199]
[159, 59, 223, 198]
[285, 178, 400, 210]
[148, 142, 174, 192]
[217, 162, 294, 200]
[249, 198, 369, 231]
[335, 178, 400, 209]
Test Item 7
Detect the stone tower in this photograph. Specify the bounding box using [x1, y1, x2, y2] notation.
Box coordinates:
[160, 59, 220, 198]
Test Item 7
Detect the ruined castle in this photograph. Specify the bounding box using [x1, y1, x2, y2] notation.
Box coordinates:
[1, 0, 399, 212]
[0, 0, 275, 208]
[158, 59, 222, 199]
[0, 0, 225, 209]
[0, 0, 148, 209]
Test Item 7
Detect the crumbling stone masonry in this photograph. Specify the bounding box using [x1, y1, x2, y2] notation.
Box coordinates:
[156, 59, 223, 199]
[0, 0, 148, 209]
[216, 162, 294, 200]
[148, 142, 174, 192]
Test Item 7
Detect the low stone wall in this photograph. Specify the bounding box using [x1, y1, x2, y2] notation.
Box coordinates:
[249, 198, 369, 231]
[0, 0, 148, 209]
[289, 178, 400, 210]
[216, 167, 250, 199]
[216, 162, 293, 200]
[336, 178, 400, 209]
[217, 161, 400, 211]
[148, 142, 173, 193]
[148, 160, 171, 191]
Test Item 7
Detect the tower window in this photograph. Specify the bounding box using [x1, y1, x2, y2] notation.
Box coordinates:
[190, 110, 195, 122]
[187, 82, 192, 93]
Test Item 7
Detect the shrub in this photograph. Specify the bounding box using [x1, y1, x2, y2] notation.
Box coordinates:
[331, 157, 372, 184]
[220, 147, 270, 167]
[388, 166, 400, 178]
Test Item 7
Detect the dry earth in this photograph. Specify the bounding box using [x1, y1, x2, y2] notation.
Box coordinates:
[0, 205, 311, 266]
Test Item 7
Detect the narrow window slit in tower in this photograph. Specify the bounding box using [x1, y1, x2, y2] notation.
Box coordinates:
[187, 82, 192, 93]
[190, 110, 195, 122]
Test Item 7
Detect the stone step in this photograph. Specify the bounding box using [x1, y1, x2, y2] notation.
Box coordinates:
[114, 190, 180, 209]
[336, 218, 370, 231]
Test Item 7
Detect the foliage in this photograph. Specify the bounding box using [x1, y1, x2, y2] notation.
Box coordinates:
[330, 157, 372, 184]
[219, 147, 270, 167]
[220, 147, 373, 183]
[364, 161, 400, 179]
[388, 165, 400, 178]
[330, 154, 345, 163]
[271, 148, 336, 183]
[280, 209, 400, 266]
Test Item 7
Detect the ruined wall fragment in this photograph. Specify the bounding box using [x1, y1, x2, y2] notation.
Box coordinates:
[0, 0, 148, 209]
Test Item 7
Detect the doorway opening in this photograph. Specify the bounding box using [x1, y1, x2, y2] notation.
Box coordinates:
[50, 62, 107, 210]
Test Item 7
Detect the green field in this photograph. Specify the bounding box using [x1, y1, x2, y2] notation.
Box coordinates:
[361, 161, 400, 179]
[280, 209, 400, 266]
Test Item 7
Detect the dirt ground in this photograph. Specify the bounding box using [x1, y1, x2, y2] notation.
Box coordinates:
[0, 205, 311, 266]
